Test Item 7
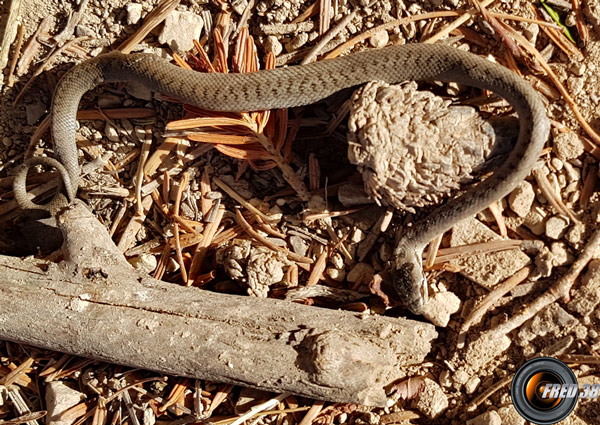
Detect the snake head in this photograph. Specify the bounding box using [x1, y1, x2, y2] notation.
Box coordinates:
[392, 246, 428, 315]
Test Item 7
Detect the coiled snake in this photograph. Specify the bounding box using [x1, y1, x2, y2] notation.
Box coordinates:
[13, 44, 550, 314]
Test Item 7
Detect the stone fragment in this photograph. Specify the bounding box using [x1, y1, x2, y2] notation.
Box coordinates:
[545, 215, 570, 240]
[523, 208, 547, 235]
[421, 291, 461, 327]
[551, 242, 572, 266]
[411, 378, 448, 419]
[453, 370, 470, 386]
[508, 181, 535, 217]
[450, 218, 530, 288]
[285, 32, 308, 51]
[455, 334, 511, 378]
[128, 254, 158, 274]
[329, 253, 344, 269]
[75, 25, 94, 37]
[126, 3, 143, 25]
[289, 235, 308, 256]
[464, 376, 480, 395]
[326, 267, 345, 281]
[46, 381, 86, 425]
[369, 30, 389, 48]
[264, 35, 282, 56]
[565, 222, 587, 249]
[158, 11, 204, 53]
[552, 131, 584, 161]
[105, 121, 120, 142]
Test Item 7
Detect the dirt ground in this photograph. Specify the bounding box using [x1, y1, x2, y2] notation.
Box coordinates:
[1, 0, 600, 424]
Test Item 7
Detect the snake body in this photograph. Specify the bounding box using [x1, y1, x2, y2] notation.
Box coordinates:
[14, 44, 549, 313]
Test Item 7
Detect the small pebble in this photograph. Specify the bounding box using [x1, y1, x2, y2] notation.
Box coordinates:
[329, 252, 344, 269]
[105, 121, 120, 142]
[285, 32, 308, 52]
[570, 62, 586, 76]
[351, 228, 364, 243]
[551, 242, 571, 267]
[264, 35, 283, 56]
[464, 376, 480, 394]
[166, 257, 180, 272]
[326, 267, 346, 281]
[127, 3, 143, 25]
[369, 30, 389, 48]
[128, 254, 157, 273]
[553, 132, 584, 161]
[453, 369, 469, 386]
[567, 76, 584, 96]
[550, 157, 563, 171]
[563, 161, 580, 182]
[508, 181, 535, 218]
[438, 370, 452, 388]
[46, 381, 86, 425]
[289, 235, 308, 256]
[545, 215, 570, 240]
[523, 208, 547, 235]
[75, 25, 94, 37]
[158, 11, 204, 53]
[411, 378, 448, 419]
[565, 222, 586, 248]
[421, 291, 461, 327]
[497, 406, 524, 425]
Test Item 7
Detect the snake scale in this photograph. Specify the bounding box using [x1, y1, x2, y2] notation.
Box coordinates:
[13, 44, 550, 314]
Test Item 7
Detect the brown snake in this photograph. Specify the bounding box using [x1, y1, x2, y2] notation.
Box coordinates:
[13, 44, 549, 314]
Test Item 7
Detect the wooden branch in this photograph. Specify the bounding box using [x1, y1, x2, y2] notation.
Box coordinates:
[0, 202, 436, 407]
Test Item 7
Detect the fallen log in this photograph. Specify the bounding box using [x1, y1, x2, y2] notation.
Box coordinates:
[0, 202, 436, 406]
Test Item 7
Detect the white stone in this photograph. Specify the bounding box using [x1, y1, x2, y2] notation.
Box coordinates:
[158, 11, 204, 53]
[46, 381, 85, 425]
[545, 215, 570, 240]
[105, 121, 120, 142]
[128, 253, 158, 273]
[411, 378, 448, 419]
[126, 3, 143, 25]
[264, 35, 282, 56]
[508, 181, 535, 218]
[421, 291, 461, 327]
[369, 30, 389, 48]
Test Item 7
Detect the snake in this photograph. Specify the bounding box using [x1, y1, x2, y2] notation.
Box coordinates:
[13, 44, 549, 314]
